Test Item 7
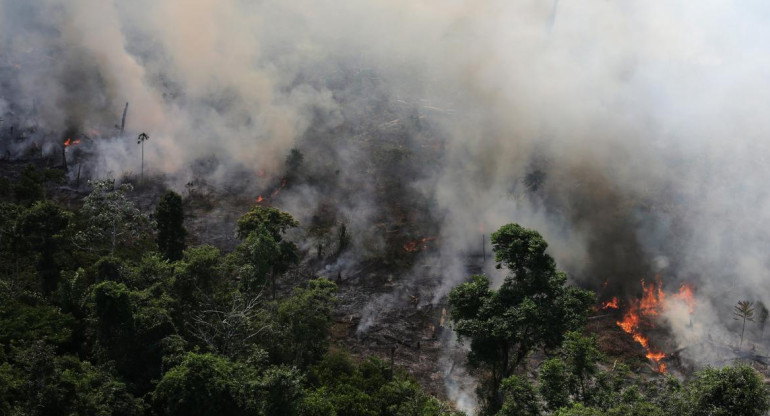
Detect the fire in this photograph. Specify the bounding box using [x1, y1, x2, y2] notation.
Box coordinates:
[403, 236, 437, 252]
[615, 278, 668, 373]
[256, 195, 264, 203]
[602, 297, 619, 309]
[673, 283, 695, 314]
[64, 138, 81, 147]
[612, 278, 697, 373]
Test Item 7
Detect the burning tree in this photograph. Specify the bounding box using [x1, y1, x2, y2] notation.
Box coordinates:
[448, 223, 595, 413]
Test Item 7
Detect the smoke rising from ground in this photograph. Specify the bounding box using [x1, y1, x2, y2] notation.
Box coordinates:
[3, 0, 770, 407]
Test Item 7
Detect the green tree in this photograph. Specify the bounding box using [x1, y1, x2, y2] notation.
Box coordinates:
[269, 278, 338, 368]
[236, 206, 300, 298]
[13, 164, 44, 206]
[561, 331, 603, 400]
[1, 342, 143, 416]
[539, 358, 571, 411]
[152, 353, 259, 416]
[17, 201, 72, 294]
[497, 375, 541, 416]
[683, 364, 769, 416]
[75, 179, 152, 257]
[155, 191, 187, 261]
[234, 226, 281, 294]
[733, 300, 754, 350]
[448, 224, 594, 412]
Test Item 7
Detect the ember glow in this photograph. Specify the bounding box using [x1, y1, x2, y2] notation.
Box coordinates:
[602, 297, 619, 309]
[63, 138, 80, 147]
[403, 236, 437, 253]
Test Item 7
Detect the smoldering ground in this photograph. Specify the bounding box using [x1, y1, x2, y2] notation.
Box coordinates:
[3, 0, 770, 411]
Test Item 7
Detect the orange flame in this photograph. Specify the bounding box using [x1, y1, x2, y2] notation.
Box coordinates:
[602, 297, 619, 309]
[256, 195, 264, 203]
[403, 236, 437, 252]
[616, 277, 668, 373]
[673, 283, 695, 314]
[63, 138, 81, 147]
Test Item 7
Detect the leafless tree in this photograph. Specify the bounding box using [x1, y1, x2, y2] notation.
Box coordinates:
[188, 290, 271, 358]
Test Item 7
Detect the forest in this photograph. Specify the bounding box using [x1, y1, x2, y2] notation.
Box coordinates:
[0, 164, 767, 416]
[3, 0, 770, 415]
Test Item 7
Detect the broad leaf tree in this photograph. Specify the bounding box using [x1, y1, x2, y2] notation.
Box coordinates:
[75, 179, 152, 257]
[449, 223, 594, 413]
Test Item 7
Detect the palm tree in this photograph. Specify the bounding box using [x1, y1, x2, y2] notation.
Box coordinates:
[137, 132, 149, 182]
[734, 300, 755, 350]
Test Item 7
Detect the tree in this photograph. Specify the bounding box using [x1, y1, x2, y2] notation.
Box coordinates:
[561, 332, 603, 400]
[733, 300, 754, 350]
[448, 224, 594, 412]
[13, 164, 44, 206]
[75, 179, 152, 257]
[683, 364, 769, 416]
[188, 291, 270, 359]
[152, 353, 259, 416]
[1, 342, 144, 416]
[269, 278, 338, 368]
[155, 191, 186, 261]
[236, 206, 300, 298]
[497, 375, 541, 416]
[17, 201, 72, 294]
[137, 132, 149, 182]
[539, 358, 571, 411]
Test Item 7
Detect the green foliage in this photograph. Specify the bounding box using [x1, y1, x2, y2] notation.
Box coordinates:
[0, 178, 460, 415]
[561, 332, 603, 400]
[155, 191, 187, 261]
[269, 278, 338, 368]
[682, 364, 769, 416]
[448, 223, 594, 412]
[234, 205, 300, 297]
[17, 201, 72, 294]
[1, 342, 143, 416]
[307, 351, 463, 416]
[236, 205, 299, 241]
[539, 358, 570, 411]
[75, 179, 153, 257]
[0, 299, 74, 346]
[13, 164, 45, 205]
[152, 352, 259, 416]
[497, 375, 541, 416]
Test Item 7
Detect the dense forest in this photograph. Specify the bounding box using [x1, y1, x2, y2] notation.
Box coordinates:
[0, 164, 768, 416]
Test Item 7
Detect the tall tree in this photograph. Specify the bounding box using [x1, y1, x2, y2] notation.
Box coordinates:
[17, 201, 72, 294]
[236, 206, 300, 298]
[733, 300, 755, 350]
[449, 223, 594, 413]
[75, 179, 152, 257]
[155, 191, 186, 261]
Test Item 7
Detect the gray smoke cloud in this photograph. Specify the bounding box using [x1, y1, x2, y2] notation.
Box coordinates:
[3, 0, 770, 410]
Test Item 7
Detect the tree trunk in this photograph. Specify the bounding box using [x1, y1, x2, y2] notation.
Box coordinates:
[741, 317, 747, 350]
[111, 220, 117, 257]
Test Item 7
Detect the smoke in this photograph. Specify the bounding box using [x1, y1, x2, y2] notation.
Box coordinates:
[4, 0, 770, 409]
